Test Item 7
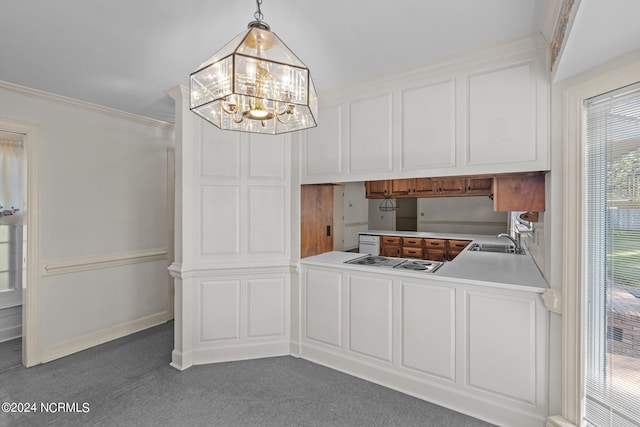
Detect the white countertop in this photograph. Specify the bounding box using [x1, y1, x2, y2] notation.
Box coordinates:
[300, 231, 549, 293]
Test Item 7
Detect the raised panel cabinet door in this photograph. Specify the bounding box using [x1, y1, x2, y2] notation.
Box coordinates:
[465, 177, 493, 195]
[413, 178, 438, 196]
[390, 179, 415, 197]
[304, 268, 342, 347]
[401, 282, 455, 381]
[304, 104, 343, 180]
[349, 94, 393, 173]
[468, 62, 536, 166]
[349, 274, 393, 362]
[381, 245, 401, 257]
[365, 180, 390, 198]
[435, 178, 465, 196]
[424, 249, 446, 262]
[401, 80, 456, 170]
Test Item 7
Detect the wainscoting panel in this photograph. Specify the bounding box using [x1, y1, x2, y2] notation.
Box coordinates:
[248, 133, 285, 180]
[348, 273, 393, 363]
[466, 290, 537, 404]
[200, 279, 241, 342]
[248, 186, 285, 255]
[201, 123, 241, 179]
[401, 281, 456, 381]
[304, 268, 343, 348]
[247, 277, 286, 338]
[200, 185, 240, 256]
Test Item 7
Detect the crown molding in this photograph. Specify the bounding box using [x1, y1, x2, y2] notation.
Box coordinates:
[0, 80, 174, 130]
[541, 0, 563, 44]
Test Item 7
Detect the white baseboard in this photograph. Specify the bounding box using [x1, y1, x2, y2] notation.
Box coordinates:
[301, 343, 546, 427]
[40, 311, 170, 363]
[546, 415, 578, 427]
[190, 341, 290, 367]
[170, 349, 193, 371]
[0, 305, 22, 343]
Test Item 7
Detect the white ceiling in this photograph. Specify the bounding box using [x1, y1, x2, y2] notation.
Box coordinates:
[0, 0, 546, 123]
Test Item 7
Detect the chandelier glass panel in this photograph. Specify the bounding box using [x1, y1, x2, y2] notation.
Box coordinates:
[190, 3, 317, 135]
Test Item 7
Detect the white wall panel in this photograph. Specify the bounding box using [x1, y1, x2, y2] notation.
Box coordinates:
[200, 185, 240, 255]
[201, 123, 241, 178]
[348, 274, 392, 362]
[467, 290, 536, 403]
[248, 186, 285, 254]
[0, 85, 174, 359]
[247, 277, 285, 337]
[200, 279, 240, 342]
[248, 133, 285, 180]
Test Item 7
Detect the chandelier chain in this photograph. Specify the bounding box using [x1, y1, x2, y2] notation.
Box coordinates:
[254, 0, 264, 22]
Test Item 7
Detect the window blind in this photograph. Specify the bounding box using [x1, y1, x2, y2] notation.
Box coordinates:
[583, 82, 640, 427]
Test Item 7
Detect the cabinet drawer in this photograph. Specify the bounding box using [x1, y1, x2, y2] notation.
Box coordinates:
[381, 236, 401, 245]
[424, 239, 446, 249]
[448, 240, 471, 250]
[402, 247, 424, 259]
[401, 237, 423, 248]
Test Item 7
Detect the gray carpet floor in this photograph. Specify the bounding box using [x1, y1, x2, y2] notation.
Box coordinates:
[0, 322, 495, 427]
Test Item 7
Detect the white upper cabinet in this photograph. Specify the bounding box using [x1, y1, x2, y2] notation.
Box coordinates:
[467, 62, 536, 167]
[401, 80, 456, 171]
[348, 93, 393, 174]
[300, 42, 549, 184]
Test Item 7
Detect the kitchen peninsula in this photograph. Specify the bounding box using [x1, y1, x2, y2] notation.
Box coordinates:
[298, 231, 549, 427]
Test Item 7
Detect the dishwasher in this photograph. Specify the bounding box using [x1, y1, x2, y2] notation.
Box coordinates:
[359, 234, 380, 255]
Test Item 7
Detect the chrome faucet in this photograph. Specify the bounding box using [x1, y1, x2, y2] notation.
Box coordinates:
[497, 233, 523, 254]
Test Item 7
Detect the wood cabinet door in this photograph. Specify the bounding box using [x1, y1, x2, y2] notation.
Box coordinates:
[425, 249, 446, 262]
[465, 177, 493, 195]
[413, 178, 437, 196]
[436, 178, 466, 196]
[390, 179, 415, 197]
[381, 245, 401, 257]
[365, 180, 390, 198]
[493, 173, 545, 212]
[301, 185, 334, 257]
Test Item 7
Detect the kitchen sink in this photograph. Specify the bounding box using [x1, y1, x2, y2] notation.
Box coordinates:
[468, 243, 524, 254]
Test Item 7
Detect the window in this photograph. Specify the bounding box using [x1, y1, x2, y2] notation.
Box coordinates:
[582, 82, 640, 427]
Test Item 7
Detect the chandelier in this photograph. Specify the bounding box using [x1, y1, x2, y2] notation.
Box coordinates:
[189, 0, 318, 135]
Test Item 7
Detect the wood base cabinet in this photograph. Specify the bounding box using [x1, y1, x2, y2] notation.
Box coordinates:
[300, 264, 548, 427]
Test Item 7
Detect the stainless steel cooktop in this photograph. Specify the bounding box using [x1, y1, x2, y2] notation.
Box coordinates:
[345, 255, 443, 273]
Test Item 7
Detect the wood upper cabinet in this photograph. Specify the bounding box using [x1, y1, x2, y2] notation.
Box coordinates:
[390, 179, 415, 197]
[493, 173, 545, 212]
[434, 178, 466, 196]
[465, 176, 493, 195]
[363, 172, 545, 213]
[365, 180, 391, 198]
[413, 178, 438, 196]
